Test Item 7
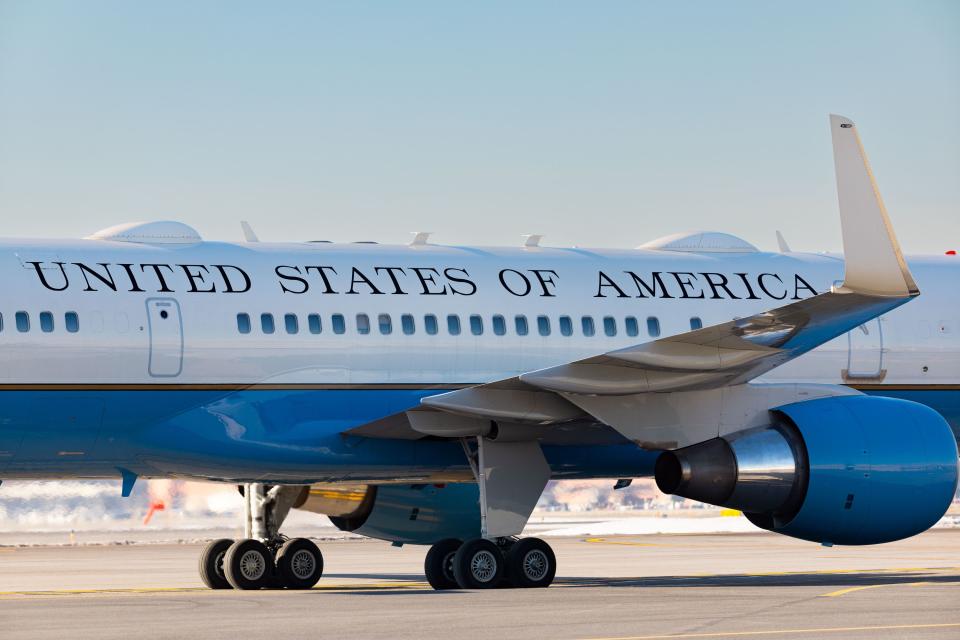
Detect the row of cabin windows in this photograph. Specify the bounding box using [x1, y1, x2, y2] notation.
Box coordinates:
[0, 311, 80, 333]
[237, 312, 704, 338]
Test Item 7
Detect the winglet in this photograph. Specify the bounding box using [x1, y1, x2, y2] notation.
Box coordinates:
[831, 114, 918, 297]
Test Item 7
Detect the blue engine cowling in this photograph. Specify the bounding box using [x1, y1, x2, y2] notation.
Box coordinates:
[298, 483, 480, 545]
[656, 395, 959, 546]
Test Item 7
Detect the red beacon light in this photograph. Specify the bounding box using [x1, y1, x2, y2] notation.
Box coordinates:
[946, 250, 957, 256]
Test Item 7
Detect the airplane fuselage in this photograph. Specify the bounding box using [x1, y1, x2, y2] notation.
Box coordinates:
[1, 232, 958, 483]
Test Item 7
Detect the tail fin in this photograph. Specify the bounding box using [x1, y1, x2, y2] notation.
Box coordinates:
[831, 114, 918, 297]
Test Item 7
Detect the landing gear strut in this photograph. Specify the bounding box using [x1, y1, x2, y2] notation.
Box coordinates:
[198, 483, 322, 591]
[425, 434, 555, 590]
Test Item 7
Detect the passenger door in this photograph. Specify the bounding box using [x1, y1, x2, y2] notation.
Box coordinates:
[845, 318, 885, 381]
[147, 298, 183, 377]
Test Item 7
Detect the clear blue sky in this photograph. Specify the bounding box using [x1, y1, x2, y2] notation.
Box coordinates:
[0, 1, 957, 253]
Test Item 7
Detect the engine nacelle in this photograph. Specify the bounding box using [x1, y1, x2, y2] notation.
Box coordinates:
[295, 482, 480, 545]
[655, 395, 959, 545]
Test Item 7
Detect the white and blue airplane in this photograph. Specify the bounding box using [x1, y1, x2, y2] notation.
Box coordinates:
[0, 115, 957, 591]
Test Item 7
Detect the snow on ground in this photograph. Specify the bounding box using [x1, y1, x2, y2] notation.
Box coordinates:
[534, 514, 763, 537]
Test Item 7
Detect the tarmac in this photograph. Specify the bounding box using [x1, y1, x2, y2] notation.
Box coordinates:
[1, 529, 959, 640]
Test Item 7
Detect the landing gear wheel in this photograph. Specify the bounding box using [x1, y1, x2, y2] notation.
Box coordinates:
[424, 539, 462, 590]
[198, 538, 234, 590]
[453, 538, 504, 589]
[506, 537, 556, 588]
[224, 539, 275, 590]
[276, 538, 323, 589]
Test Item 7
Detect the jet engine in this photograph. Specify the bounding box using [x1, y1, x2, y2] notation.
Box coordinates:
[655, 395, 958, 545]
[294, 482, 480, 545]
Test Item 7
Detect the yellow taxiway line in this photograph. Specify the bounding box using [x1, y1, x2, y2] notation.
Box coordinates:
[0, 581, 428, 599]
[819, 581, 932, 597]
[583, 622, 960, 640]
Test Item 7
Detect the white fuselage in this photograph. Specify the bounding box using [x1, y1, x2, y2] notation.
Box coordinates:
[1, 237, 957, 388]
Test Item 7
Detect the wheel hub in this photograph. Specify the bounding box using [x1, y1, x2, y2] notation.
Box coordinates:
[522, 549, 549, 582]
[214, 551, 227, 579]
[442, 551, 457, 582]
[239, 549, 266, 581]
[290, 549, 316, 580]
[470, 550, 498, 583]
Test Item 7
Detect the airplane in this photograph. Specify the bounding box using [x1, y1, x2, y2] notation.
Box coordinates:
[0, 115, 956, 591]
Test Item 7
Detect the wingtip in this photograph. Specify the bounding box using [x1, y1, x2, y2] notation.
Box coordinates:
[830, 113, 854, 126]
[830, 115, 918, 298]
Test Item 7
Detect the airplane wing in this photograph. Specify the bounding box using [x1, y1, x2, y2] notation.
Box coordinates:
[346, 115, 918, 540]
[349, 115, 917, 448]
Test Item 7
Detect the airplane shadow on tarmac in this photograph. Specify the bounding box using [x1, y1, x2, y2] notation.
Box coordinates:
[319, 569, 960, 595]
[551, 571, 960, 589]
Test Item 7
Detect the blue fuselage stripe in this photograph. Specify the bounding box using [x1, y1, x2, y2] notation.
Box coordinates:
[0, 386, 956, 481]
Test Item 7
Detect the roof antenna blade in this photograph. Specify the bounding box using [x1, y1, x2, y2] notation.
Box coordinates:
[523, 234, 544, 248]
[240, 221, 260, 243]
[776, 230, 792, 253]
[410, 231, 432, 246]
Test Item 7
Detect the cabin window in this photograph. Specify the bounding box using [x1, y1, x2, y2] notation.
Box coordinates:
[65, 312, 79, 333]
[308, 314, 322, 334]
[492, 315, 506, 336]
[401, 314, 415, 335]
[39, 311, 54, 333]
[332, 314, 346, 334]
[379, 313, 392, 335]
[260, 313, 275, 334]
[690, 317, 703, 330]
[0, 313, 4, 332]
[237, 313, 251, 334]
[625, 316, 639, 337]
[424, 314, 438, 335]
[559, 315, 573, 337]
[515, 315, 529, 336]
[447, 314, 461, 336]
[15, 311, 29, 332]
[356, 313, 371, 335]
[284, 313, 299, 334]
[581, 316, 595, 337]
[603, 316, 617, 337]
[647, 316, 661, 337]
[470, 314, 483, 336]
[537, 315, 551, 336]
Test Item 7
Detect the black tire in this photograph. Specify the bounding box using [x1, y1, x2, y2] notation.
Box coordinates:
[424, 539, 461, 590]
[198, 538, 234, 590]
[506, 537, 556, 588]
[452, 538, 504, 589]
[224, 539, 274, 590]
[276, 538, 323, 589]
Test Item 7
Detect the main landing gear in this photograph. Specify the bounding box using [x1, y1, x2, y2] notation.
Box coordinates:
[198, 483, 323, 590]
[424, 536, 556, 590]
[424, 434, 555, 590]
